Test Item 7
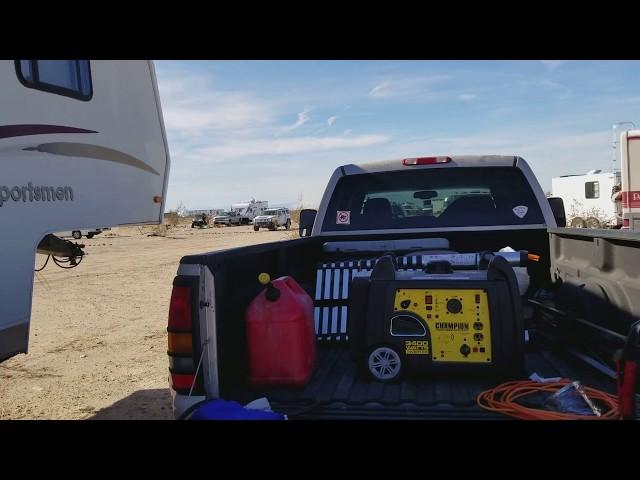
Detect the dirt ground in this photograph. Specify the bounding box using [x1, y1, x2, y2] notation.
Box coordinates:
[0, 223, 293, 420]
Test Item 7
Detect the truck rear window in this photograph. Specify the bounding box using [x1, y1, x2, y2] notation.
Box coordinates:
[321, 167, 545, 232]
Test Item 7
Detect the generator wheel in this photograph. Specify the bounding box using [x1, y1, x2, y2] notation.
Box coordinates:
[368, 346, 402, 382]
[72, 231, 82, 240]
[254, 225, 259, 232]
[285, 219, 291, 230]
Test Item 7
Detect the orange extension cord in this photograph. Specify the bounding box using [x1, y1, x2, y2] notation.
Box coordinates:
[477, 379, 620, 420]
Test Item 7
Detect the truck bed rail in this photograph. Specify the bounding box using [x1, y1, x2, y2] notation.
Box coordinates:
[548, 227, 640, 334]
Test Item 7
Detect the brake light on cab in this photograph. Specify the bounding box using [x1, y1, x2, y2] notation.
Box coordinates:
[402, 156, 452, 166]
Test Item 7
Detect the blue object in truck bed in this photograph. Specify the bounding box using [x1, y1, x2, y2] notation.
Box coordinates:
[186, 399, 286, 420]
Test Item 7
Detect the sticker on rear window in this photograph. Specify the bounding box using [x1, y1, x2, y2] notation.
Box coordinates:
[336, 211, 351, 225]
[512, 205, 528, 218]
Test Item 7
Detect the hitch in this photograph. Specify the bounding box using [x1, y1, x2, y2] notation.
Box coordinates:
[36, 234, 85, 259]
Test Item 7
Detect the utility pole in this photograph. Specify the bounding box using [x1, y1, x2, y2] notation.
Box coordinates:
[612, 121, 636, 170]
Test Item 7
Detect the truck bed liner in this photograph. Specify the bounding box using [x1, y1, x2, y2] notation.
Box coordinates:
[228, 345, 617, 419]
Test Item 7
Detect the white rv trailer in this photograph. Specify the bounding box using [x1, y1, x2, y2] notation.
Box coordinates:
[620, 130, 640, 230]
[230, 199, 268, 224]
[551, 170, 621, 228]
[0, 60, 170, 362]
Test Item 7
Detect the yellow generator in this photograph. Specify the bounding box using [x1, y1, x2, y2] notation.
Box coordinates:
[349, 252, 527, 382]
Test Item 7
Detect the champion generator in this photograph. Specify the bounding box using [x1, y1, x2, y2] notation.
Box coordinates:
[349, 251, 533, 382]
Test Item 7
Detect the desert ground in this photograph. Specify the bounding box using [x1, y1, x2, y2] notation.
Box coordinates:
[0, 222, 293, 420]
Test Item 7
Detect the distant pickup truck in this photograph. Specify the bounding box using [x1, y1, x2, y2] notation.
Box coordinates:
[168, 155, 640, 419]
[212, 211, 242, 226]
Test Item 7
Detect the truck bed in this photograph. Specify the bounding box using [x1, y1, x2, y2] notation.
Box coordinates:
[227, 343, 617, 420]
[178, 233, 630, 420]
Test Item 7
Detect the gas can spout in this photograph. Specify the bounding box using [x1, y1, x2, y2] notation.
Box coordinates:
[258, 273, 280, 302]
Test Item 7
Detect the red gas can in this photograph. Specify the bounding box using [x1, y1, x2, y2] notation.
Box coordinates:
[246, 273, 317, 386]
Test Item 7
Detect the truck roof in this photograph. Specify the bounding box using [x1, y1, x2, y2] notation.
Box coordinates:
[341, 155, 519, 175]
[312, 154, 555, 235]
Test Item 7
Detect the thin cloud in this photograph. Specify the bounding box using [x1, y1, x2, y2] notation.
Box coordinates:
[541, 60, 567, 70]
[368, 75, 452, 99]
[197, 134, 390, 158]
[282, 107, 312, 132]
[369, 81, 392, 97]
[327, 116, 338, 127]
[157, 73, 277, 133]
[458, 93, 477, 101]
[538, 78, 566, 90]
[162, 99, 272, 132]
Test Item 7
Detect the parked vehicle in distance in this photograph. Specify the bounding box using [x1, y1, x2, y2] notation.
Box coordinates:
[253, 208, 291, 231]
[551, 129, 640, 230]
[231, 199, 268, 225]
[619, 129, 640, 231]
[213, 211, 242, 226]
[551, 169, 621, 228]
[59, 228, 112, 240]
[191, 213, 210, 229]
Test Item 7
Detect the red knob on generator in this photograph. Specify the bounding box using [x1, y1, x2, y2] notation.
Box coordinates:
[246, 273, 317, 386]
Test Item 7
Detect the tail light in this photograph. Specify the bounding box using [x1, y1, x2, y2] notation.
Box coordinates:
[168, 286, 192, 331]
[403, 156, 451, 166]
[623, 219, 630, 228]
[168, 332, 193, 355]
[167, 279, 204, 395]
[170, 372, 197, 390]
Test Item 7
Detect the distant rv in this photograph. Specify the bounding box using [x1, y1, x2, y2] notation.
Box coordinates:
[551, 170, 621, 228]
[231, 199, 268, 225]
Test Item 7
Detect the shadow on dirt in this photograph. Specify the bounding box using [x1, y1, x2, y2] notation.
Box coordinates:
[90, 388, 173, 420]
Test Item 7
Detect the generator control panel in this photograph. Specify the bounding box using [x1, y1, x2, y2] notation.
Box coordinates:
[394, 288, 492, 363]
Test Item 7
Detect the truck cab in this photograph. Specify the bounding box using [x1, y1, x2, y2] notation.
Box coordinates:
[213, 211, 241, 226]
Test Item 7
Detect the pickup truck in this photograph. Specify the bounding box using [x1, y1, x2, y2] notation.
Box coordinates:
[167, 155, 640, 419]
[213, 211, 242, 226]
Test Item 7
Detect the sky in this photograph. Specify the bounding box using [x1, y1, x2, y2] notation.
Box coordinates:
[154, 60, 640, 211]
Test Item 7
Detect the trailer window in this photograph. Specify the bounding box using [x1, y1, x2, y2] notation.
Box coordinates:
[585, 181, 600, 199]
[322, 166, 546, 232]
[15, 60, 92, 101]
